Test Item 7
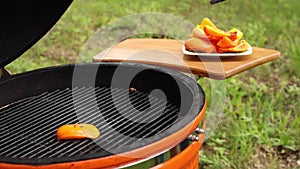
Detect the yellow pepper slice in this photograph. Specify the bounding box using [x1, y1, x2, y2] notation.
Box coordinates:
[197, 17, 217, 29]
[228, 28, 243, 40]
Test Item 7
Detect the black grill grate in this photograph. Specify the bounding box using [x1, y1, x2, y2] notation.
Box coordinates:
[0, 87, 181, 162]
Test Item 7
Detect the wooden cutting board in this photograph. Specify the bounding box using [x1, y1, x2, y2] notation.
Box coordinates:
[93, 38, 280, 80]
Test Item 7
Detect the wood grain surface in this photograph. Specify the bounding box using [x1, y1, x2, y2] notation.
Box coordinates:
[93, 38, 280, 80]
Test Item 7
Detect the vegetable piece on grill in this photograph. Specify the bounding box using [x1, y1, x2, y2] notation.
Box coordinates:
[56, 124, 100, 140]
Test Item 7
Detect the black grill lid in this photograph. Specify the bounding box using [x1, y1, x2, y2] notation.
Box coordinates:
[0, 0, 73, 68]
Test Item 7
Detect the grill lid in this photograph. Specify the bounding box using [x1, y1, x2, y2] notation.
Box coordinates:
[0, 0, 73, 68]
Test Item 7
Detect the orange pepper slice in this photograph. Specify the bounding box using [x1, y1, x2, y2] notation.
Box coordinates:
[217, 40, 250, 53]
[217, 36, 239, 48]
[203, 25, 230, 38]
[56, 124, 100, 140]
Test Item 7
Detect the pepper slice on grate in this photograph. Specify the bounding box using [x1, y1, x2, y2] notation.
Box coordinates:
[56, 124, 100, 140]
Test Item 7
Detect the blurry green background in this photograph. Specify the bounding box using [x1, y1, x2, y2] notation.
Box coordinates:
[6, 0, 300, 168]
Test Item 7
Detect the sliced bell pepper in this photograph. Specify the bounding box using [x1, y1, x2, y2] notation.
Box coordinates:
[217, 36, 239, 48]
[204, 25, 230, 38]
[198, 17, 217, 29]
[56, 124, 100, 140]
[217, 40, 249, 53]
[228, 28, 243, 40]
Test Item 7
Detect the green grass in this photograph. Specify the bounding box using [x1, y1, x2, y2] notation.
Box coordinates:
[5, 0, 300, 168]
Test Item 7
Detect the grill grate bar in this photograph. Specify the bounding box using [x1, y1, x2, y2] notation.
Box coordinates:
[98, 98, 169, 146]
[33, 87, 112, 159]
[64, 99, 158, 156]
[0, 88, 75, 125]
[0, 88, 69, 123]
[46, 87, 131, 158]
[56, 89, 173, 157]
[26, 87, 108, 159]
[0, 87, 94, 158]
[138, 106, 180, 138]
[104, 103, 178, 149]
[0, 122, 62, 158]
[0, 86, 185, 160]
[81, 94, 177, 152]
[1, 87, 82, 139]
[44, 88, 117, 158]
[0, 89, 76, 157]
[0, 91, 49, 112]
[92, 91, 153, 131]
[57, 88, 150, 157]
[122, 103, 177, 137]
[113, 91, 158, 117]
[0, 87, 109, 158]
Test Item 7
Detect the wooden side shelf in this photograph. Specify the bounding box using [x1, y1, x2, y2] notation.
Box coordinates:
[93, 38, 280, 80]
